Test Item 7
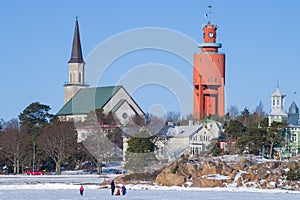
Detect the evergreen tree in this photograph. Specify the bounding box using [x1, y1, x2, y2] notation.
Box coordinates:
[224, 120, 247, 154]
[125, 129, 158, 172]
[267, 121, 287, 158]
[236, 126, 267, 155]
[18, 102, 53, 169]
[19, 102, 53, 141]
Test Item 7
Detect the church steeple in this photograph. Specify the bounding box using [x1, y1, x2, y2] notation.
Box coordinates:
[64, 17, 88, 104]
[68, 17, 84, 64]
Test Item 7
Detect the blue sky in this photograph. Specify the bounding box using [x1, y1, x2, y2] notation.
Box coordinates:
[1, 0, 300, 121]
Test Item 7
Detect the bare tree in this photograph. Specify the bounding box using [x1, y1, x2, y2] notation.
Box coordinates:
[0, 119, 28, 174]
[0, 118, 4, 133]
[179, 113, 194, 126]
[146, 114, 165, 136]
[254, 101, 266, 127]
[227, 105, 239, 120]
[79, 110, 123, 174]
[165, 111, 181, 123]
[82, 125, 121, 174]
[125, 114, 164, 137]
[38, 121, 77, 174]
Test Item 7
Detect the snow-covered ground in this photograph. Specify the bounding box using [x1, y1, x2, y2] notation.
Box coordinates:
[0, 174, 299, 200]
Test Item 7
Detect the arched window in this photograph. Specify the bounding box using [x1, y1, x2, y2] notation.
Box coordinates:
[78, 72, 81, 83]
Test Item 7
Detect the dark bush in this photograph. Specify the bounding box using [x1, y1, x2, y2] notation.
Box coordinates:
[286, 167, 300, 181]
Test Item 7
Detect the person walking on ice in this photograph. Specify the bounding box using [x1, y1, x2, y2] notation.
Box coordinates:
[79, 185, 84, 196]
[110, 180, 115, 195]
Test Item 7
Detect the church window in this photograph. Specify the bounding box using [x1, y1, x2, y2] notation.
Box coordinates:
[79, 72, 81, 83]
[122, 112, 128, 119]
[291, 133, 297, 142]
[277, 99, 280, 105]
[273, 99, 275, 106]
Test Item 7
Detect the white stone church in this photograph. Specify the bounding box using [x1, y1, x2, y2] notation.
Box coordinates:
[56, 18, 144, 124]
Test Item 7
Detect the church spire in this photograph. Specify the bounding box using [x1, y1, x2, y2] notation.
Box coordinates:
[68, 17, 84, 63]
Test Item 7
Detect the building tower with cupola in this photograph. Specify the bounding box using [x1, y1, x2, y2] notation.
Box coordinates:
[64, 17, 89, 104]
[193, 8, 225, 120]
[268, 87, 288, 126]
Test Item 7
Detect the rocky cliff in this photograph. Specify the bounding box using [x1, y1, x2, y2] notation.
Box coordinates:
[155, 155, 300, 190]
[100, 155, 300, 190]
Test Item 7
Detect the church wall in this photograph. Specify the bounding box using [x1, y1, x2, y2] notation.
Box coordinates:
[114, 101, 136, 125]
[63, 85, 88, 104]
[68, 63, 84, 84]
[103, 87, 144, 116]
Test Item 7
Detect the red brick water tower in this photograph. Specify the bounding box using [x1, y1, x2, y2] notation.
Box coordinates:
[193, 16, 225, 120]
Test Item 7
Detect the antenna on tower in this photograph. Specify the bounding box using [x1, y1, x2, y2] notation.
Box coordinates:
[207, 5, 213, 23]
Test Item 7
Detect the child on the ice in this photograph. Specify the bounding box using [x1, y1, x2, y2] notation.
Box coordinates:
[79, 185, 84, 196]
[115, 188, 121, 196]
[121, 185, 126, 195]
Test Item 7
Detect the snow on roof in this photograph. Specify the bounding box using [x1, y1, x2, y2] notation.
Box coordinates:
[269, 109, 288, 117]
[166, 125, 202, 138]
[271, 87, 285, 97]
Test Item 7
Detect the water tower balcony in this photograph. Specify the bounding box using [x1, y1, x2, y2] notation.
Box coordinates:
[198, 43, 222, 48]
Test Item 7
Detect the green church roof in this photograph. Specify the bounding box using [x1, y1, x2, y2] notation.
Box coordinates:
[56, 85, 122, 116]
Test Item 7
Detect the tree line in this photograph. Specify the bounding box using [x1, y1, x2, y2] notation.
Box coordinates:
[1, 100, 286, 174]
[0, 101, 169, 175]
[0, 102, 117, 175]
[213, 102, 288, 158]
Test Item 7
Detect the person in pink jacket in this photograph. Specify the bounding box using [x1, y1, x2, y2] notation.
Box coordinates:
[79, 185, 84, 196]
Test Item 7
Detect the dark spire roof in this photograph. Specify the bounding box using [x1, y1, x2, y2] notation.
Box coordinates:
[68, 17, 84, 63]
[289, 101, 299, 114]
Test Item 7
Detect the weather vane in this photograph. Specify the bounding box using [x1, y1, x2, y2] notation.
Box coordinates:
[206, 5, 213, 23]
